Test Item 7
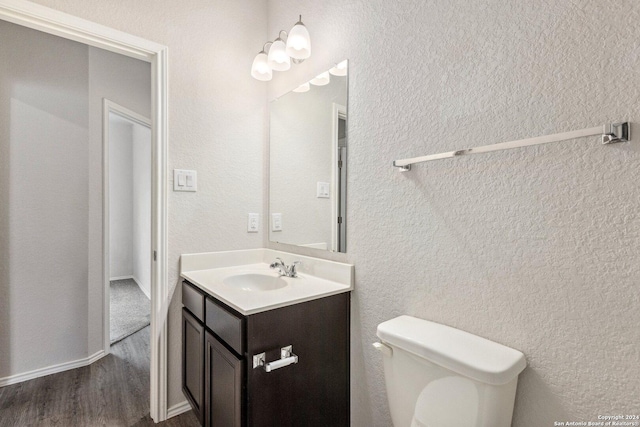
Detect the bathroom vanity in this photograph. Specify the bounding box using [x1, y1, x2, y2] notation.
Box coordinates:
[180, 249, 353, 427]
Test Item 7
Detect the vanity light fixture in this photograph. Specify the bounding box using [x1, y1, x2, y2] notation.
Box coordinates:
[251, 42, 273, 81]
[286, 15, 311, 62]
[251, 15, 311, 81]
[310, 71, 330, 86]
[292, 82, 310, 93]
[267, 31, 291, 71]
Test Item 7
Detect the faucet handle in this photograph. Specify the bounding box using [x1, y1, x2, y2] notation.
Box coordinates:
[270, 257, 285, 269]
[290, 261, 301, 277]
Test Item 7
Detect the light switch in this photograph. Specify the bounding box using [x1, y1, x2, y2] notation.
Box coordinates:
[248, 213, 259, 233]
[174, 169, 197, 192]
[271, 213, 282, 231]
[317, 182, 330, 198]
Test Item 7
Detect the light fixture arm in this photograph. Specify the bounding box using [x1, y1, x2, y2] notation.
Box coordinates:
[261, 41, 273, 54]
[276, 30, 288, 42]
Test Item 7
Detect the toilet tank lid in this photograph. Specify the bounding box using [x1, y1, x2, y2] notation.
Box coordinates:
[377, 315, 526, 385]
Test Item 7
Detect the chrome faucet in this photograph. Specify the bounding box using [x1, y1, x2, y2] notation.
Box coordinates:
[269, 258, 300, 278]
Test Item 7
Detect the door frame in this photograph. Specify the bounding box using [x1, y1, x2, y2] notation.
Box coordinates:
[0, 0, 170, 421]
[103, 99, 152, 351]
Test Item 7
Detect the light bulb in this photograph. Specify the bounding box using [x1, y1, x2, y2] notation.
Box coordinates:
[267, 38, 290, 71]
[285, 17, 311, 60]
[310, 71, 330, 86]
[251, 51, 272, 81]
[329, 60, 348, 77]
[293, 82, 310, 93]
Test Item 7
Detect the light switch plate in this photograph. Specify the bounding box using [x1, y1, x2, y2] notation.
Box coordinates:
[317, 182, 330, 198]
[271, 213, 282, 231]
[174, 169, 197, 192]
[248, 213, 259, 233]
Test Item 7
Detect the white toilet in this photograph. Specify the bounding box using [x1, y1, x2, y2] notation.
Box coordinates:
[374, 315, 526, 427]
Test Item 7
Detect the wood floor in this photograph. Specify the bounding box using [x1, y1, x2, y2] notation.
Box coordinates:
[0, 327, 199, 427]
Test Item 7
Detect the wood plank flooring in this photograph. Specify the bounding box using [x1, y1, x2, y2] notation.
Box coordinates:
[0, 326, 199, 427]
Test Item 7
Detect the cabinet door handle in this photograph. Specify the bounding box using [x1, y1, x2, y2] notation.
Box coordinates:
[253, 345, 298, 372]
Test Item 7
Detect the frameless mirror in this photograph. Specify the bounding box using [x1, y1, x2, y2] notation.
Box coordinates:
[269, 60, 348, 252]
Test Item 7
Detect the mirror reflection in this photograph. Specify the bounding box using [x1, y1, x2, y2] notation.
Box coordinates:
[269, 60, 348, 252]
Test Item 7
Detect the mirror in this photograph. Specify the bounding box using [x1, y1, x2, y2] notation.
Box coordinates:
[269, 60, 348, 252]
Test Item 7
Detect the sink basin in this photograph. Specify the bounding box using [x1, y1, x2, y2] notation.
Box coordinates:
[223, 273, 288, 292]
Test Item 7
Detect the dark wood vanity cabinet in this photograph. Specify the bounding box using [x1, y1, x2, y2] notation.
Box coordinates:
[205, 330, 243, 427]
[182, 280, 350, 427]
[182, 282, 207, 425]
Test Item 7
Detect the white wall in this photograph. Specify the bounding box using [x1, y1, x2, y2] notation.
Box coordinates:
[266, 1, 640, 426]
[269, 75, 346, 248]
[28, 0, 268, 407]
[109, 117, 134, 279]
[132, 123, 151, 298]
[0, 21, 89, 378]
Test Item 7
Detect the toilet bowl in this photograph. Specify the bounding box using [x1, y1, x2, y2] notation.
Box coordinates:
[374, 315, 526, 427]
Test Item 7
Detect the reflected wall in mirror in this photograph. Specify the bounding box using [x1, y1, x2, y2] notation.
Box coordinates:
[269, 61, 348, 252]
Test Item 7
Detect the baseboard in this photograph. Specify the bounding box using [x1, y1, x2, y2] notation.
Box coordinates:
[0, 350, 106, 388]
[110, 275, 133, 281]
[132, 276, 151, 300]
[167, 400, 192, 419]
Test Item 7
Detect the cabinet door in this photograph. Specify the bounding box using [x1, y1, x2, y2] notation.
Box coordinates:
[205, 331, 243, 427]
[182, 308, 205, 425]
[246, 293, 350, 427]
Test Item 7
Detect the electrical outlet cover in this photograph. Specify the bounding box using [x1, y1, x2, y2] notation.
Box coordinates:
[317, 182, 330, 198]
[271, 213, 282, 231]
[248, 213, 259, 233]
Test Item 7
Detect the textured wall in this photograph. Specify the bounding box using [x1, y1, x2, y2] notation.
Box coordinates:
[0, 21, 89, 377]
[267, 1, 640, 425]
[27, 0, 268, 407]
[270, 74, 346, 248]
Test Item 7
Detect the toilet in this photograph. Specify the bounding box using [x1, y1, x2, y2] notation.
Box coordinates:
[374, 315, 526, 427]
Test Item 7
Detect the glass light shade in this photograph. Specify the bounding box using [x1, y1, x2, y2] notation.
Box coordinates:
[267, 39, 290, 71]
[251, 51, 272, 81]
[285, 22, 311, 60]
[329, 60, 348, 77]
[292, 82, 310, 93]
[310, 71, 330, 86]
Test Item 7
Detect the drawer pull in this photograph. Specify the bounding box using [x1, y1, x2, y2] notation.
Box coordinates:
[253, 345, 298, 372]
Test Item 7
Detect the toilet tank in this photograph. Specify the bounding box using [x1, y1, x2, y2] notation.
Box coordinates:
[375, 316, 526, 427]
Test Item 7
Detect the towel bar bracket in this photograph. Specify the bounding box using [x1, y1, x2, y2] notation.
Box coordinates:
[602, 122, 630, 145]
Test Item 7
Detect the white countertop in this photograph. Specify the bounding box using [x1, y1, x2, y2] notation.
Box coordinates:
[180, 249, 354, 315]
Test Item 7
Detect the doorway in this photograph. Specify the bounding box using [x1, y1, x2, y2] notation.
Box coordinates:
[105, 103, 152, 347]
[0, 0, 169, 421]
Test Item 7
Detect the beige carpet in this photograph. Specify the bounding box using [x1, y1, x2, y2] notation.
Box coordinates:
[110, 278, 151, 345]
